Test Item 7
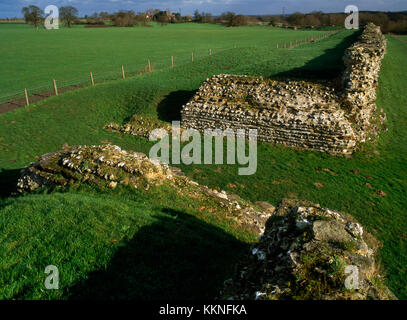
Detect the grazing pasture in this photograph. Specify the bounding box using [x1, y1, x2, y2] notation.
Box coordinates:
[0, 24, 406, 300]
[0, 23, 331, 101]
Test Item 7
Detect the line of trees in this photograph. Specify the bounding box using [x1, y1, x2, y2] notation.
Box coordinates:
[266, 11, 407, 34]
[220, 12, 250, 27]
[84, 9, 183, 27]
[359, 12, 407, 34]
[21, 5, 407, 33]
[21, 5, 254, 29]
[22, 5, 79, 28]
[193, 10, 214, 24]
[21, 5, 43, 29]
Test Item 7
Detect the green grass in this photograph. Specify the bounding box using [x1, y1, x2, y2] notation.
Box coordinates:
[0, 23, 335, 99]
[0, 21, 25, 24]
[0, 184, 254, 299]
[0, 26, 406, 299]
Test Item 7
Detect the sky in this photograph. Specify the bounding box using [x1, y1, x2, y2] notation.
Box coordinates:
[1, 0, 406, 18]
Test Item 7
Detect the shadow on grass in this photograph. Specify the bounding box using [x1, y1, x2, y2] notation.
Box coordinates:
[0, 168, 21, 199]
[273, 30, 361, 82]
[157, 90, 196, 122]
[68, 208, 250, 300]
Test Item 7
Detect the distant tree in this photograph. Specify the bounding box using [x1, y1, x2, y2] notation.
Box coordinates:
[328, 13, 345, 26]
[229, 14, 248, 27]
[310, 11, 324, 25]
[269, 15, 283, 26]
[202, 12, 214, 23]
[86, 12, 102, 25]
[185, 14, 193, 22]
[360, 12, 390, 32]
[246, 16, 261, 25]
[145, 8, 155, 20]
[99, 11, 110, 21]
[113, 10, 136, 27]
[193, 10, 202, 22]
[390, 13, 406, 22]
[158, 14, 169, 26]
[218, 12, 235, 25]
[60, 6, 78, 28]
[172, 12, 182, 22]
[135, 12, 149, 26]
[155, 11, 169, 26]
[374, 12, 390, 30]
[286, 12, 305, 26]
[260, 15, 273, 23]
[304, 14, 321, 27]
[21, 5, 43, 29]
[388, 19, 407, 34]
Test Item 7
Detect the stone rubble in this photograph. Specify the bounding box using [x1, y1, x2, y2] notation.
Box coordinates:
[16, 144, 276, 235]
[105, 115, 172, 139]
[220, 198, 397, 300]
[181, 24, 387, 155]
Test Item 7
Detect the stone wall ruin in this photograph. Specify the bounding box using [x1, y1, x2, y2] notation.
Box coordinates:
[17, 146, 397, 299]
[181, 24, 387, 155]
[220, 198, 396, 300]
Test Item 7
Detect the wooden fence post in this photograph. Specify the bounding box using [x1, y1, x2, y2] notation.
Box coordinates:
[209, 48, 211, 56]
[277, 43, 279, 48]
[90, 72, 94, 86]
[53, 79, 58, 96]
[24, 88, 29, 106]
[191, 52, 194, 62]
[121, 65, 126, 79]
[148, 59, 151, 72]
[171, 56, 174, 67]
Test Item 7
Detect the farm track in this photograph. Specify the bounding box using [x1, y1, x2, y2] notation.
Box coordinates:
[0, 85, 84, 114]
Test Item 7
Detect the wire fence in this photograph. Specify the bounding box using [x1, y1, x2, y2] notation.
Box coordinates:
[0, 46, 235, 106]
[0, 29, 339, 107]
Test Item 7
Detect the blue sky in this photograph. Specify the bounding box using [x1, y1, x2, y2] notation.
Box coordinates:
[1, 0, 406, 18]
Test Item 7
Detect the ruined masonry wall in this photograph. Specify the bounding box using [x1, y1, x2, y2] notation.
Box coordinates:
[180, 24, 387, 155]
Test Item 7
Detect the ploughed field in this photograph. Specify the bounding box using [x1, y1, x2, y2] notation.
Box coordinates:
[0, 24, 406, 300]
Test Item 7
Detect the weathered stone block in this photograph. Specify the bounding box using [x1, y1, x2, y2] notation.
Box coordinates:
[181, 24, 387, 155]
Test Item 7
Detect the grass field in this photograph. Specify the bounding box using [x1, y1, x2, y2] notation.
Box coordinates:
[0, 24, 406, 299]
[0, 23, 332, 100]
